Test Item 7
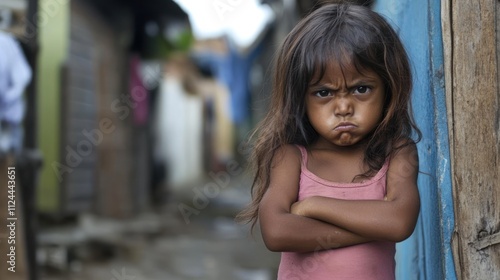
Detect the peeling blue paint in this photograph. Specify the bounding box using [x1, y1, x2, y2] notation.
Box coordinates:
[373, 0, 457, 279]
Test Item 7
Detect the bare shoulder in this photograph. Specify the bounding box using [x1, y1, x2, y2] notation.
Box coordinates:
[259, 144, 303, 217]
[272, 144, 302, 167]
[385, 139, 420, 231]
[393, 138, 417, 153]
[265, 144, 302, 199]
[387, 139, 419, 195]
[390, 139, 419, 170]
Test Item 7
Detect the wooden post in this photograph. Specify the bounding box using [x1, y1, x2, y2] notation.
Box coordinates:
[442, 0, 500, 279]
[22, 0, 41, 278]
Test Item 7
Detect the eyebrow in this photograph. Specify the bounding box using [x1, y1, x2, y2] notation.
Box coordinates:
[309, 77, 378, 89]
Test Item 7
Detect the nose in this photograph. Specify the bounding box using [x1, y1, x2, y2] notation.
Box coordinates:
[334, 97, 353, 117]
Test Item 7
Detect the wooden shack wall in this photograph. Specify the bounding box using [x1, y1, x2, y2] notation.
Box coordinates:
[67, 0, 136, 218]
[441, 0, 500, 279]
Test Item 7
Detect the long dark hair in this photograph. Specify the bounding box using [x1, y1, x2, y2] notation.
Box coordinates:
[236, 3, 421, 229]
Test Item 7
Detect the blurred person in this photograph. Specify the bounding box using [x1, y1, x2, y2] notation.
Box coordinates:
[237, 4, 421, 279]
[0, 30, 32, 153]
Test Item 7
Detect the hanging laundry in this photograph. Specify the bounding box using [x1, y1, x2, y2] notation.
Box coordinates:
[154, 57, 204, 188]
[129, 54, 149, 126]
[192, 39, 263, 124]
[0, 31, 32, 153]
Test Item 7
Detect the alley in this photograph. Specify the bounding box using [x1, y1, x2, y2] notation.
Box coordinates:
[38, 174, 280, 280]
[4, 0, 499, 279]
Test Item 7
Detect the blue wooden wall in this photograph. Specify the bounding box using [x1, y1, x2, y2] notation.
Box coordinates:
[372, 0, 457, 279]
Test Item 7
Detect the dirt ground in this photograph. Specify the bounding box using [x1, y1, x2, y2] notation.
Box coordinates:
[38, 175, 280, 280]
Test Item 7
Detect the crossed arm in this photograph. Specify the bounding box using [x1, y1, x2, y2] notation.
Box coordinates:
[258, 144, 420, 253]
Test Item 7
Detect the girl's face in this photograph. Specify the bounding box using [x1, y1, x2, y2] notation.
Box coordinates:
[306, 61, 385, 149]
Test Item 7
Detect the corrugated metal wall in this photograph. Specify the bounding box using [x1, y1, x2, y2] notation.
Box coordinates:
[372, 0, 457, 279]
[61, 6, 98, 213]
[67, 0, 136, 218]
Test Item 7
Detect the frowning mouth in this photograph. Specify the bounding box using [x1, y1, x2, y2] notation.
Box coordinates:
[334, 122, 357, 131]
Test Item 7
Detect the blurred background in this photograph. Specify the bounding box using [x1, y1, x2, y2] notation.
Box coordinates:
[1, 0, 499, 279]
[0, 0, 342, 279]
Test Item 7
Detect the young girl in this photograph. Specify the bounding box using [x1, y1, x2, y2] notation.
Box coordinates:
[237, 3, 421, 280]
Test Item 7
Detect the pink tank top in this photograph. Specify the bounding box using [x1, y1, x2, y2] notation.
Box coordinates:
[277, 145, 395, 280]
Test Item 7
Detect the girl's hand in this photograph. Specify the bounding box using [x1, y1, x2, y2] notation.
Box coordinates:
[290, 200, 305, 216]
[258, 145, 372, 252]
[290, 197, 315, 216]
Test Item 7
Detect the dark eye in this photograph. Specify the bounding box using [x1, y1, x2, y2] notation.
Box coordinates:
[315, 90, 332, 97]
[354, 86, 371, 94]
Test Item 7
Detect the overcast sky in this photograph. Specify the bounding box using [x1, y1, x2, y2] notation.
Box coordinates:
[173, 0, 274, 49]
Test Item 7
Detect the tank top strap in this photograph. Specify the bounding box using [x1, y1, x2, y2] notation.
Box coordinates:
[294, 145, 308, 168]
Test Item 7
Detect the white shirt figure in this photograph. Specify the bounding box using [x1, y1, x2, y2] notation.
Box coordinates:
[0, 31, 32, 152]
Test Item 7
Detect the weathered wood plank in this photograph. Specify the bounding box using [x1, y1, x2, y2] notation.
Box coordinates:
[444, 0, 500, 279]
